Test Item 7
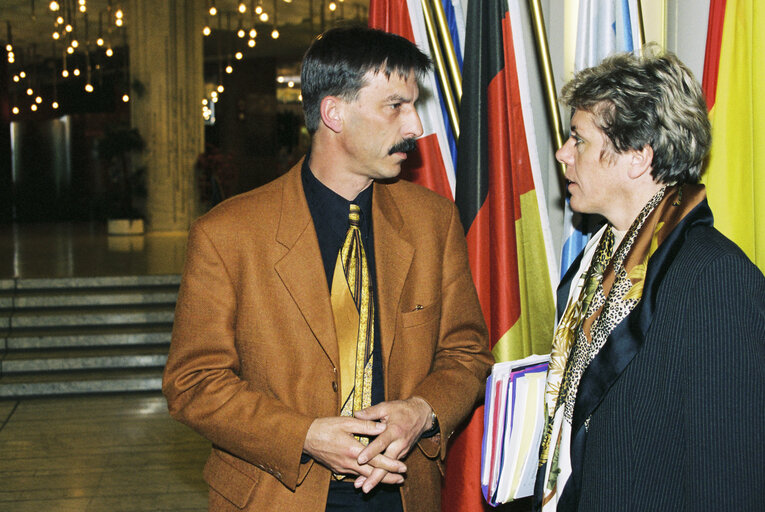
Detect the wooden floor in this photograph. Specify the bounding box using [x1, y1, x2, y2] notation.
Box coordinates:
[0, 223, 210, 511]
[0, 394, 209, 511]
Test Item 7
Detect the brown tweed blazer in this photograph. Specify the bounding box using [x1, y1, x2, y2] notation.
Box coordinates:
[163, 159, 493, 511]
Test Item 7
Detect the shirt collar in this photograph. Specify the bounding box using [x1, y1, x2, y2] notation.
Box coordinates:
[301, 155, 373, 239]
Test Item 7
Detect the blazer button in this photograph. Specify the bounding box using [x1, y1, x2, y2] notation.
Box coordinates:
[332, 381, 338, 392]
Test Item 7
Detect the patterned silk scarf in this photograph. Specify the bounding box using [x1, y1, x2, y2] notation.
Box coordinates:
[538, 184, 706, 510]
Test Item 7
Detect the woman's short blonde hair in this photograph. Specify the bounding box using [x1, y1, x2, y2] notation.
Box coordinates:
[560, 47, 711, 184]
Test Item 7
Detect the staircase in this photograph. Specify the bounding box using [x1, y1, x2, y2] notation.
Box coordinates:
[0, 275, 179, 397]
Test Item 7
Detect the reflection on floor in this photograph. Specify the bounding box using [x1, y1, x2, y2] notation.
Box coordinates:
[0, 222, 187, 279]
[0, 223, 209, 510]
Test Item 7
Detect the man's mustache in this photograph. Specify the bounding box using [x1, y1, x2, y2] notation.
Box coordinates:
[388, 138, 418, 155]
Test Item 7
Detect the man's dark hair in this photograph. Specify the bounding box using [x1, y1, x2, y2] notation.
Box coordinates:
[300, 26, 432, 134]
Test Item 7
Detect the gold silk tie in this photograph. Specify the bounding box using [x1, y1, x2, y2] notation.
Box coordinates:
[331, 203, 375, 446]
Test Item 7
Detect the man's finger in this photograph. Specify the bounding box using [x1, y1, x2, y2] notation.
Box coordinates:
[344, 418, 387, 436]
[354, 404, 387, 421]
[361, 466, 395, 493]
[356, 431, 392, 464]
[367, 453, 407, 474]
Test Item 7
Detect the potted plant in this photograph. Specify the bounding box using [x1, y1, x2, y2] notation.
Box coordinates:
[97, 126, 146, 234]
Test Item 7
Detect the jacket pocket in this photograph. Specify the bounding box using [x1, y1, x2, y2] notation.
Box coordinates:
[401, 299, 441, 328]
[203, 448, 261, 509]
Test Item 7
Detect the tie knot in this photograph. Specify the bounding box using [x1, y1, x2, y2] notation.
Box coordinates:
[348, 204, 361, 227]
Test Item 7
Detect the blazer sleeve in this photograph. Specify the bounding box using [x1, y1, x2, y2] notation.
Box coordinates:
[681, 252, 765, 509]
[410, 202, 494, 459]
[162, 221, 315, 491]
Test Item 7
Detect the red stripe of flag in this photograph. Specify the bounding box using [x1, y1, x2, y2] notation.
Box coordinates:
[702, 0, 727, 109]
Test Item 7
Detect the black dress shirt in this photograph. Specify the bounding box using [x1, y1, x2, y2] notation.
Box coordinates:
[301, 157, 403, 512]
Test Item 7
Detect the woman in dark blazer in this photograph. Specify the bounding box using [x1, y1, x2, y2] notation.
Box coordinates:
[534, 49, 765, 512]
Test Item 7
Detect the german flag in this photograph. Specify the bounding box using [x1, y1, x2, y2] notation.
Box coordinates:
[444, 1, 556, 511]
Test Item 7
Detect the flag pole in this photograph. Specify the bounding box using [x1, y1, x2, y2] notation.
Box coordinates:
[636, 0, 646, 49]
[429, 0, 463, 101]
[528, 0, 566, 178]
[420, 0, 460, 139]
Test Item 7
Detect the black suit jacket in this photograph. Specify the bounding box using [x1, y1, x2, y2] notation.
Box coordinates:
[537, 201, 765, 511]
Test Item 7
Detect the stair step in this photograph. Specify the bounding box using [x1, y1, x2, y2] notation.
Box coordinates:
[0, 368, 164, 397]
[6, 327, 171, 350]
[4, 305, 175, 328]
[1, 346, 169, 373]
[9, 274, 181, 290]
[2, 287, 178, 308]
[0, 274, 180, 398]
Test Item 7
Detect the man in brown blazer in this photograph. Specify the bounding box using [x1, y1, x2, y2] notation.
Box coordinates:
[163, 26, 493, 512]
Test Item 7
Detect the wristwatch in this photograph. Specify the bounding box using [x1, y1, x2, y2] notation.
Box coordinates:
[421, 410, 440, 438]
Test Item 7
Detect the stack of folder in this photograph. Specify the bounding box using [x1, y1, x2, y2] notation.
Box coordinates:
[481, 354, 550, 506]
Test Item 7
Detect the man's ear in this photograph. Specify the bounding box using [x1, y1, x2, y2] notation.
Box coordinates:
[319, 96, 343, 133]
[627, 144, 654, 180]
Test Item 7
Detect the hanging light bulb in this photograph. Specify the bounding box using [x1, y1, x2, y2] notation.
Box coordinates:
[249, 28, 257, 38]
[79, 4, 87, 13]
[238, 2, 247, 13]
[116, 18, 123, 27]
[203, 25, 211, 36]
[12, 106, 20, 115]
[255, 6, 263, 14]
[26, 88, 34, 96]
[35, 96, 43, 104]
[235, 51, 243, 60]
[329, 2, 337, 12]
[247, 39, 256, 48]
[122, 94, 130, 103]
[52, 31, 61, 40]
[71, 40, 79, 48]
[19, 71, 26, 78]
[105, 48, 114, 57]
[217, 84, 224, 93]
[96, 37, 104, 46]
[287, 80, 294, 88]
[259, 12, 269, 22]
[13, 75, 20, 82]
[85, 83, 94, 92]
[62, 69, 69, 77]
[73, 68, 81, 76]
[52, 101, 59, 109]
[209, 2, 217, 16]
[237, 28, 245, 38]
[67, 46, 74, 54]
[225, 64, 233, 74]
[31, 104, 38, 112]
[65, 24, 73, 32]
[271, 28, 279, 39]
[49, 1, 60, 11]
[56, 16, 64, 24]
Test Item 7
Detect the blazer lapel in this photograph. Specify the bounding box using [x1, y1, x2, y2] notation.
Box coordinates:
[372, 183, 414, 371]
[572, 199, 715, 434]
[274, 162, 339, 367]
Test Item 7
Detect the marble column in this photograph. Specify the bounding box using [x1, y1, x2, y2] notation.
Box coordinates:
[128, 0, 204, 232]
